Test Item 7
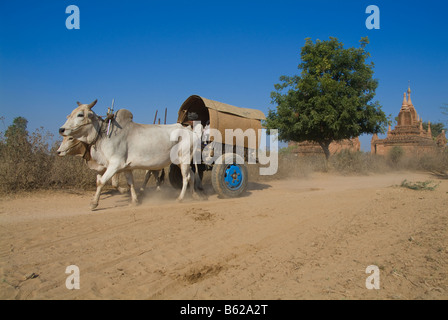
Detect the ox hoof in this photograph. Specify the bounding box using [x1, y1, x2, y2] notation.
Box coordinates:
[176, 197, 184, 203]
[90, 202, 99, 210]
[117, 187, 129, 194]
[192, 193, 201, 201]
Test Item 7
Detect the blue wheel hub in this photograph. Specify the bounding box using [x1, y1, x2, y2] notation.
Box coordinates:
[224, 164, 244, 190]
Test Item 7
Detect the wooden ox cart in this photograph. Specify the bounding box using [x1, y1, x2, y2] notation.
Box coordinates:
[168, 95, 266, 198]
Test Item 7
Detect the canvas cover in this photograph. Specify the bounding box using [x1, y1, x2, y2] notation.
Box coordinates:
[177, 95, 265, 149]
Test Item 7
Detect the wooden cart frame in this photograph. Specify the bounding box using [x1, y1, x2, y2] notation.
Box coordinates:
[169, 95, 266, 198]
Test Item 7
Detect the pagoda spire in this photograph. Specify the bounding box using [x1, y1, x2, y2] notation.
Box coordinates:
[407, 82, 413, 106]
[402, 92, 408, 109]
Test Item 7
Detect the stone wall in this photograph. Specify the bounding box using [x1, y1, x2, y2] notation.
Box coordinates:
[289, 137, 360, 156]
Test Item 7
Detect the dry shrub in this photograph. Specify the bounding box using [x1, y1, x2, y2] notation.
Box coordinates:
[0, 127, 53, 192]
[248, 152, 326, 182]
[330, 150, 390, 175]
[415, 150, 448, 172]
[385, 147, 448, 172]
[249, 147, 447, 181]
[49, 142, 97, 190]
[0, 118, 446, 194]
[249, 149, 391, 181]
[387, 146, 405, 168]
[0, 126, 97, 194]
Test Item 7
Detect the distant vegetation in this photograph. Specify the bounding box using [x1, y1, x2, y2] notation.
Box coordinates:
[0, 116, 97, 193]
[0, 116, 447, 194]
[265, 37, 388, 160]
[422, 122, 446, 139]
[248, 147, 448, 181]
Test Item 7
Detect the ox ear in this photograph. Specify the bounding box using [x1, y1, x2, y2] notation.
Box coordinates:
[77, 101, 82, 106]
[88, 99, 98, 109]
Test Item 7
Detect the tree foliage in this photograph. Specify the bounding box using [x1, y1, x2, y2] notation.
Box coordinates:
[4, 116, 30, 149]
[422, 122, 446, 139]
[5, 116, 28, 136]
[442, 103, 448, 124]
[265, 37, 387, 159]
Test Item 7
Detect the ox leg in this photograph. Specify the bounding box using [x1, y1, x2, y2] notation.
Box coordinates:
[189, 168, 200, 200]
[155, 170, 164, 191]
[140, 170, 152, 193]
[177, 165, 200, 202]
[158, 169, 165, 191]
[111, 173, 129, 194]
[91, 165, 120, 210]
[189, 168, 201, 200]
[177, 164, 191, 202]
[124, 171, 139, 205]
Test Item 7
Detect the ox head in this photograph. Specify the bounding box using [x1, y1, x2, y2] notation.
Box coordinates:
[59, 99, 98, 142]
[56, 136, 87, 157]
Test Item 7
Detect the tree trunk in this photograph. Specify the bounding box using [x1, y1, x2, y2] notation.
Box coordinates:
[318, 141, 331, 171]
[318, 141, 331, 161]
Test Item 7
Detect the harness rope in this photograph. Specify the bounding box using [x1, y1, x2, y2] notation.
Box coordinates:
[59, 139, 83, 154]
[83, 111, 117, 161]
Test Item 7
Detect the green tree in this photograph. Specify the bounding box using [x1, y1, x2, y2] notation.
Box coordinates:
[265, 37, 387, 159]
[422, 122, 446, 139]
[442, 103, 448, 125]
[4, 116, 29, 148]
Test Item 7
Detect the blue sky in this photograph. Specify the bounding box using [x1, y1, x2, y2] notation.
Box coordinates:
[1, 0, 447, 151]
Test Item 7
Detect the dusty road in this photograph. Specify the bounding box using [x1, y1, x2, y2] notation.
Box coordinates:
[0, 172, 447, 300]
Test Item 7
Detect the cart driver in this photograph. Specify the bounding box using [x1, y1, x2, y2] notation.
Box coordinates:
[186, 112, 199, 127]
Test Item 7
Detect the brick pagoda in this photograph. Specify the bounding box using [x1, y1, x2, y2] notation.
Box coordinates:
[371, 86, 446, 155]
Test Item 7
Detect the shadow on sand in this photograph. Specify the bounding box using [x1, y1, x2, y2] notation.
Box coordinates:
[429, 170, 448, 180]
[92, 180, 273, 210]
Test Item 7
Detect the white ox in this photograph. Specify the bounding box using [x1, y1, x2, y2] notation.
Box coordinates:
[59, 99, 199, 209]
[56, 136, 164, 193]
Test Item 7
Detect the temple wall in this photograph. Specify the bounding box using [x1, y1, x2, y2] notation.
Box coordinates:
[371, 141, 386, 155]
[289, 138, 360, 156]
[371, 141, 439, 157]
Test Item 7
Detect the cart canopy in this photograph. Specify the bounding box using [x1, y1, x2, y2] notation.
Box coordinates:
[177, 95, 266, 149]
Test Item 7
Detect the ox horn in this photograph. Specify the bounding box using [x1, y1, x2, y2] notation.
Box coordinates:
[88, 99, 98, 109]
[77, 101, 82, 106]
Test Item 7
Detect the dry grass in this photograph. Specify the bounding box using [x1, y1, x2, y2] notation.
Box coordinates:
[0, 127, 97, 193]
[0, 123, 447, 195]
[249, 149, 448, 182]
[329, 150, 390, 175]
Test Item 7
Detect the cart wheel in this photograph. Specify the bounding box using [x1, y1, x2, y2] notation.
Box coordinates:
[211, 154, 248, 198]
[168, 164, 183, 189]
[169, 163, 204, 190]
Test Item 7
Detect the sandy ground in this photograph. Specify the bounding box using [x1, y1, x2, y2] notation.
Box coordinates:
[0, 171, 447, 300]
